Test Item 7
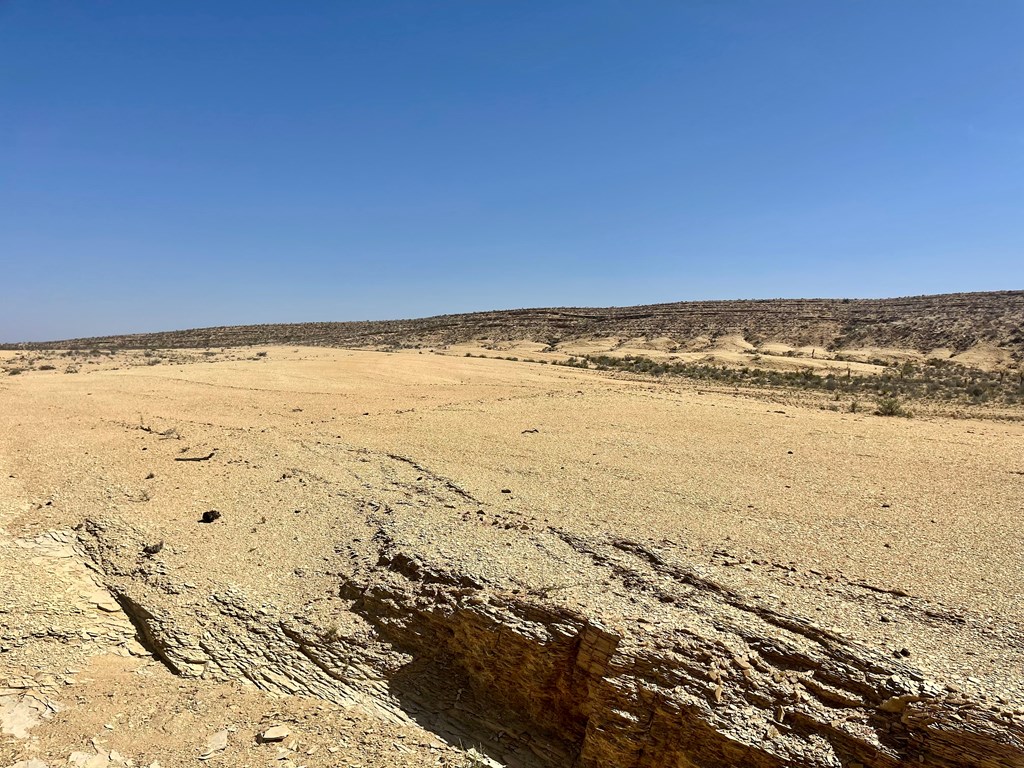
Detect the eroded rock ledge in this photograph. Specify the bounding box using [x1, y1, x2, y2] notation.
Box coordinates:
[76, 518, 1024, 768]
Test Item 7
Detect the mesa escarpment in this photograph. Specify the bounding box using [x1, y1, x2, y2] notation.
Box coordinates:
[2, 347, 1022, 767]
[5, 291, 1023, 363]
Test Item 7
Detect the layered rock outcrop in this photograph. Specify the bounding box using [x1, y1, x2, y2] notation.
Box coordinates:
[76, 518, 1024, 768]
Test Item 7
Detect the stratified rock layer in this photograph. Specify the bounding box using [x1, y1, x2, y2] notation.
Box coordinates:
[77, 518, 1024, 768]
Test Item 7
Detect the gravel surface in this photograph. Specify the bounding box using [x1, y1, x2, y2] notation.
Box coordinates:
[2, 346, 1021, 766]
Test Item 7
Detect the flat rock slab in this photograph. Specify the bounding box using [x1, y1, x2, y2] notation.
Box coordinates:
[258, 725, 290, 743]
[198, 729, 229, 759]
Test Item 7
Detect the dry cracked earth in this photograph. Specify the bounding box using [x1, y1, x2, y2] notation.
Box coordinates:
[1, 347, 1023, 768]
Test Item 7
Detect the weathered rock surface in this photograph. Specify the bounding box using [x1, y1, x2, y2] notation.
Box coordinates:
[198, 729, 228, 760]
[76, 517, 1024, 768]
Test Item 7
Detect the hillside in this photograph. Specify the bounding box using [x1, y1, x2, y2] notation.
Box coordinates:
[6, 291, 1024, 365]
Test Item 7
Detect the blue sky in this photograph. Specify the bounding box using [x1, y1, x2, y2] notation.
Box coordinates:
[2, 1, 1022, 341]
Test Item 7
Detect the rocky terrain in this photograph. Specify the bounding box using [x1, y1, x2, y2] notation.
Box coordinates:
[4, 292, 1023, 368]
[2, 345, 1023, 767]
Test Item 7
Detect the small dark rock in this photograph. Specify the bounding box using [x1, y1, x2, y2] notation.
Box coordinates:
[500, 489, 512, 494]
[199, 510, 222, 524]
[142, 541, 164, 556]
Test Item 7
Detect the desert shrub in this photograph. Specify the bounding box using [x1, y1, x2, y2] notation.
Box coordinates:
[875, 397, 912, 417]
[566, 353, 1020, 407]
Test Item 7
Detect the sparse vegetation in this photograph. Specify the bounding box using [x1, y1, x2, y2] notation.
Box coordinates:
[456, 748, 492, 768]
[3, 292, 1020, 361]
[875, 396, 913, 418]
[553, 354, 1023, 408]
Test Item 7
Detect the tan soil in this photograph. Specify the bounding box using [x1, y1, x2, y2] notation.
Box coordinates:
[1, 347, 1022, 767]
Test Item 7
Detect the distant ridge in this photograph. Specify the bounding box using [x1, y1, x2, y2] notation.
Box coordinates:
[5, 290, 1023, 362]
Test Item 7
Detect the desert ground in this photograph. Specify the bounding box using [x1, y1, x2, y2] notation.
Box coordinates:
[2, 347, 1022, 767]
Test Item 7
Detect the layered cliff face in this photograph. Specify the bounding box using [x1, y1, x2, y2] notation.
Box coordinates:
[2, 348, 1022, 767]
[75, 513, 1023, 768]
[6, 291, 1024, 362]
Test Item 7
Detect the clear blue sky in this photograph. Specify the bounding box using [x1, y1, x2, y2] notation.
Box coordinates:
[2, 1, 1022, 341]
